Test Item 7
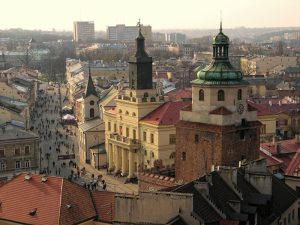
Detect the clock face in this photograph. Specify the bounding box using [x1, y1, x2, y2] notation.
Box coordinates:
[237, 104, 244, 114]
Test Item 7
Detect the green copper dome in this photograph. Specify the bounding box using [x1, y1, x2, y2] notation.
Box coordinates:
[191, 22, 248, 86]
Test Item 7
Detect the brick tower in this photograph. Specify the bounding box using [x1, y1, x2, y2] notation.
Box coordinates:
[175, 23, 261, 183]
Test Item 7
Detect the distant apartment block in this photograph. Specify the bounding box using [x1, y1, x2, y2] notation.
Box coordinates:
[106, 24, 152, 42]
[73, 21, 95, 42]
[241, 56, 298, 75]
[165, 33, 186, 43]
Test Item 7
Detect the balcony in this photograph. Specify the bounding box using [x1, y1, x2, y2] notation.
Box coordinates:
[109, 133, 140, 148]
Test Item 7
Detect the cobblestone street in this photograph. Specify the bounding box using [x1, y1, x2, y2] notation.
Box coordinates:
[32, 81, 138, 194]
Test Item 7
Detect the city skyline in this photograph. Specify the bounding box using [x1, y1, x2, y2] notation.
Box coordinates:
[0, 0, 299, 31]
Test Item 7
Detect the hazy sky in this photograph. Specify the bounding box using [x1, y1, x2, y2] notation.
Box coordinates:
[0, 0, 299, 31]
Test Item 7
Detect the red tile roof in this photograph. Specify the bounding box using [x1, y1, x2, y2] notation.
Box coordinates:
[91, 191, 115, 223]
[247, 101, 300, 116]
[259, 148, 283, 167]
[285, 149, 300, 176]
[261, 140, 300, 155]
[0, 174, 97, 225]
[209, 106, 232, 115]
[168, 89, 192, 102]
[141, 101, 191, 126]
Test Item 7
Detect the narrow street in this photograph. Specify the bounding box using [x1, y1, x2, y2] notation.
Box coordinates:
[31, 81, 138, 194]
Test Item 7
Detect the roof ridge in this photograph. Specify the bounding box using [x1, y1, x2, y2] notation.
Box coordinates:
[58, 178, 64, 225]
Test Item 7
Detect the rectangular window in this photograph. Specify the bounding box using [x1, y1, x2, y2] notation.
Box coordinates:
[25, 146, 30, 155]
[195, 134, 199, 143]
[15, 148, 20, 156]
[169, 134, 176, 144]
[119, 126, 123, 135]
[0, 163, 6, 171]
[143, 132, 147, 142]
[114, 124, 117, 132]
[133, 129, 136, 139]
[150, 133, 154, 144]
[25, 160, 30, 168]
[108, 122, 111, 131]
[292, 209, 294, 220]
[0, 147, 4, 157]
[240, 131, 245, 140]
[126, 127, 129, 137]
[15, 161, 21, 169]
[261, 124, 266, 134]
[288, 213, 291, 223]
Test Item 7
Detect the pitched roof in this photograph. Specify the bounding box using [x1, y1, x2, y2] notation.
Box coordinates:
[84, 67, 98, 99]
[140, 101, 191, 126]
[0, 124, 38, 141]
[167, 89, 192, 102]
[285, 149, 300, 176]
[247, 101, 300, 116]
[0, 173, 97, 225]
[272, 176, 298, 215]
[209, 106, 232, 115]
[261, 139, 300, 155]
[169, 182, 222, 223]
[91, 191, 115, 223]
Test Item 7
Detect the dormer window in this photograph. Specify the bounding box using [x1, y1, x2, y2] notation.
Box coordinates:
[199, 89, 204, 101]
[217, 90, 225, 101]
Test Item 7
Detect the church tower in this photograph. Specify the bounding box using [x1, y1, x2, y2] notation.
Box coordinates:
[175, 23, 261, 182]
[104, 22, 167, 178]
[82, 66, 99, 121]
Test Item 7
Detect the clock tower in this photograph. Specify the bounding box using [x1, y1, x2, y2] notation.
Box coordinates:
[175, 23, 261, 183]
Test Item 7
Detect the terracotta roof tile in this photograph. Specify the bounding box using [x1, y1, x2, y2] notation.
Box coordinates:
[91, 191, 115, 223]
[168, 89, 192, 102]
[59, 180, 96, 225]
[209, 106, 232, 115]
[247, 101, 300, 116]
[141, 101, 191, 126]
[0, 174, 97, 225]
[285, 149, 300, 176]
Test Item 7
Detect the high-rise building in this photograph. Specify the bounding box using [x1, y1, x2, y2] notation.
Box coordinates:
[175, 23, 261, 183]
[73, 21, 95, 42]
[107, 24, 152, 42]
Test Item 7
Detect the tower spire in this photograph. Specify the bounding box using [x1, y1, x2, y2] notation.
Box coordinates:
[220, 10, 223, 33]
[84, 62, 98, 98]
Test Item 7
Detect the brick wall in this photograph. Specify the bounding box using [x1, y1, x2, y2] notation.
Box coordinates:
[175, 120, 261, 183]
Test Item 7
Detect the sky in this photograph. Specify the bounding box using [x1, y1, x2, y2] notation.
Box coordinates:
[0, 0, 299, 31]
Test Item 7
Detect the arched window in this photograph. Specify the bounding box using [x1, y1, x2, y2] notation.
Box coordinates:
[125, 111, 129, 115]
[217, 90, 225, 101]
[237, 89, 242, 100]
[199, 89, 204, 101]
[90, 108, 94, 118]
[90, 100, 94, 106]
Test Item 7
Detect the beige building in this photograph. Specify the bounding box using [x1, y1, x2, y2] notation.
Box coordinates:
[104, 30, 169, 178]
[73, 21, 95, 42]
[77, 70, 104, 164]
[241, 56, 298, 75]
[0, 123, 39, 175]
[114, 191, 198, 225]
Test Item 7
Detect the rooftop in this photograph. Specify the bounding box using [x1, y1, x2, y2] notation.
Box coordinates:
[0, 173, 96, 225]
[141, 101, 191, 126]
[0, 124, 38, 141]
